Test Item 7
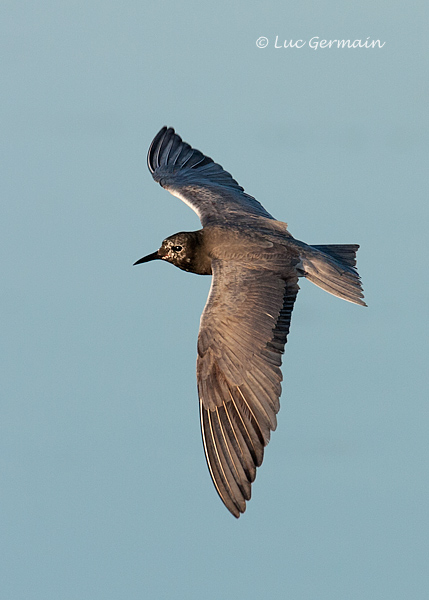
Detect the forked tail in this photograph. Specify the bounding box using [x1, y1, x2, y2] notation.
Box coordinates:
[300, 244, 366, 306]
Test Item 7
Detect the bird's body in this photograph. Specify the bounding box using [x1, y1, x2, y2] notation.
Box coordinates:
[135, 127, 366, 517]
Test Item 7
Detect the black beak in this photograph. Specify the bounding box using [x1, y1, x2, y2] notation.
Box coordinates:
[133, 251, 160, 266]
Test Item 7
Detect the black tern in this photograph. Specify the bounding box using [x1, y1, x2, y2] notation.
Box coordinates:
[135, 127, 366, 518]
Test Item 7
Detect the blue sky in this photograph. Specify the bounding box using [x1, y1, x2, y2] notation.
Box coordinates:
[1, 1, 428, 598]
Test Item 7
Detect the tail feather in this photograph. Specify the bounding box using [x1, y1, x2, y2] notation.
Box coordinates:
[312, 244, 359, 268]
[301, 244, 366, 307]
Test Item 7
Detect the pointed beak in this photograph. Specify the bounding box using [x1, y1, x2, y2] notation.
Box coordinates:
[133, 251, 160, 266]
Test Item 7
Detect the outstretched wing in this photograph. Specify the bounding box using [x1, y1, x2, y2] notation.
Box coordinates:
[147, 127, 274, 226]
[197, 259, 299, 517]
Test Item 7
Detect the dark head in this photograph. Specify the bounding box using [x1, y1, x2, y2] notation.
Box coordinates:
[133, 231, 211, 275]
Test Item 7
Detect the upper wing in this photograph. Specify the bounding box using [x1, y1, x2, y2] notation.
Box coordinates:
[147, 127, 274, 226]
[197, 259, 299, 517]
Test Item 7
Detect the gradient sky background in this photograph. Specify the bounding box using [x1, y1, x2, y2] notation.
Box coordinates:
[2, 1, 428, 599]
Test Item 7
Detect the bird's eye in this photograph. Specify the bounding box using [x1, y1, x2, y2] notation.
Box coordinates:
[172, 245, 182, 252]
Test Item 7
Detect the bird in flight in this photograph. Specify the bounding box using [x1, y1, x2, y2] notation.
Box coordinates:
[134, 127, 366, 517]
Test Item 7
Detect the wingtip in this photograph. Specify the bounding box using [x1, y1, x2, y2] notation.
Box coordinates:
[147, 126, 172, 174]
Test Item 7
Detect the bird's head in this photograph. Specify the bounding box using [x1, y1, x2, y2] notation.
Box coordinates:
[133, 231, 211, 274]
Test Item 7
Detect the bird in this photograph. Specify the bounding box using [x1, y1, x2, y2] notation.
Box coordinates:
[134, 126, 366, 518]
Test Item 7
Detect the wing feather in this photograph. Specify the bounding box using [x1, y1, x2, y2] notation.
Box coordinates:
[200, 405, 241, 517]
[147, 127, 274, 226]
[197, 260, 299, 516]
